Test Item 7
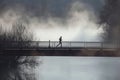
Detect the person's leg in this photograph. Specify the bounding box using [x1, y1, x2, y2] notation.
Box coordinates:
[60, 42, 62, 47]
[56, 43, 60, 47]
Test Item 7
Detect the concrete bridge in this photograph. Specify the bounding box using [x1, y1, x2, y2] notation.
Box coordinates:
[0, 41, 120, 56]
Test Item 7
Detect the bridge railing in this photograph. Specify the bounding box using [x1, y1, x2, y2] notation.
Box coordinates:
[0, 41, 119, 49]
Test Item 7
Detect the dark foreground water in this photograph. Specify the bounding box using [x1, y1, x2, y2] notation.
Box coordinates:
[35, 57, 120, 80]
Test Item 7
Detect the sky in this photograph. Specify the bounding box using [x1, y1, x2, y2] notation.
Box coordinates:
[0, 0, 105, 41]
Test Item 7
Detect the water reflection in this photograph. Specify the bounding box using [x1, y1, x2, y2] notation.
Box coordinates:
[0, 56, 40, 80]
[0, 57, 120, 80]
[36, 57, 120, 80]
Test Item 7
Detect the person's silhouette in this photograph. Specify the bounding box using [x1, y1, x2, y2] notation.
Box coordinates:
[59, 36, 62, 47]
[56, 36, 62, 47]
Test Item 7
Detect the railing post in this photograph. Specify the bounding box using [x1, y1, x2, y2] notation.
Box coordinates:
[36, 41, 39, 48]
[70, 42, 71, 48]
[49, 40, 50, 48]
[101, 42, 103, 50]
[84, 41, 86, 48]
[54, 42, 56, 48]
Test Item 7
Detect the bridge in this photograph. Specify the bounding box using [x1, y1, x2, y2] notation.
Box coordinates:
[0, 41, 119, 56]
[0, 41, 119, 49]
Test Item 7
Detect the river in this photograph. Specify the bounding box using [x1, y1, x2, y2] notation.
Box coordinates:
[34, 57, 120, 80]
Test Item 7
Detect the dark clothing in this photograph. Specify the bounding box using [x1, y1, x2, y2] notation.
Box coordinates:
[59, 37, 62, 44]
[56, 36, 62, 47]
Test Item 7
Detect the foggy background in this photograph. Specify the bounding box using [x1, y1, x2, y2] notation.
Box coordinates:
[0, 1, 120, 80]
[0, 0, 105, 41]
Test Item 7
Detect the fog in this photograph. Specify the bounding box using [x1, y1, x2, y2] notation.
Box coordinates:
[0, 0, 105, 41]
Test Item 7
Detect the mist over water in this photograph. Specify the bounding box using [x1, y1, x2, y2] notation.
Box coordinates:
[0, 0, 104, 41]
[32, 1, 104, 41]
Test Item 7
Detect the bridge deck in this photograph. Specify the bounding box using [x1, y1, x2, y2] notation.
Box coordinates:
[0, 41, 119, 56]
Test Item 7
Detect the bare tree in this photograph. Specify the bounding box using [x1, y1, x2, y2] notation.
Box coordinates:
[100, 0, 120, 43]
[0, 23, 38, 80]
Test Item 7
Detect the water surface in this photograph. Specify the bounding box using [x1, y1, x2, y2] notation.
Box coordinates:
[35, 57, 120, 80]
